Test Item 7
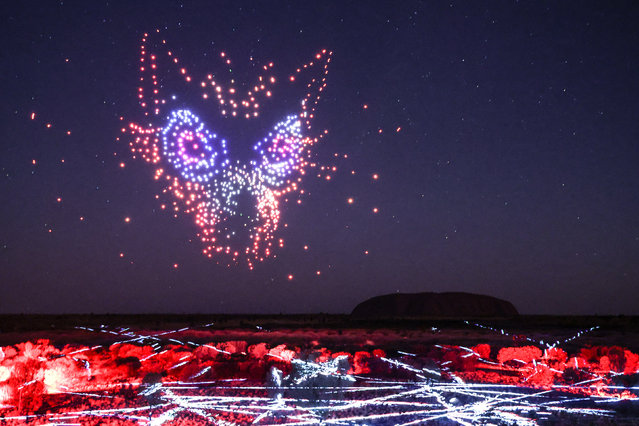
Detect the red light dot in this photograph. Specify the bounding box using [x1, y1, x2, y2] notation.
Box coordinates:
[173, 263, 179, 269]
[373, 207, 379, 213]
[372, 173, 379, 180]
[347, 198, 354, 204]
[119, 253, 125, 258]
[124, 217, 131, 223]
[30, 112, 36, 120]
[316, 270, 321, 275]
[56, 197, 62, 203]
[363, 104, 368, 109]
[119, 162, 126, 168]
[287, 274, 294, 280]
[303, 245, 308, 250]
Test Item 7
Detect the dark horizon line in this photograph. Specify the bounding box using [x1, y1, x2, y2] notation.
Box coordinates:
[0, 312, 636, 317]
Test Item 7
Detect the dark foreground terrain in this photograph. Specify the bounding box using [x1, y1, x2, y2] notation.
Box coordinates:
[0, 315, 638, 424]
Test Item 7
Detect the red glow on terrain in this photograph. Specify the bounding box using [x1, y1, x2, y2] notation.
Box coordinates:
[0, 324, 637, 424]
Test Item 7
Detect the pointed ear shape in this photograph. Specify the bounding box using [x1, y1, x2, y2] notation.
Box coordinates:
[161, 109, 228, 183]
[288, 49, 332, 130]
[253, 115, 309, 188]
[139, 30, 332, 124]
[138, 32, 202, 118]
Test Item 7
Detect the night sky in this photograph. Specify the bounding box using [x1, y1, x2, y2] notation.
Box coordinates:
[2, 1, 639, 315]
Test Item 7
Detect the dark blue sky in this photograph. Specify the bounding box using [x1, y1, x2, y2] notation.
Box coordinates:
[1, 1, 638, 315]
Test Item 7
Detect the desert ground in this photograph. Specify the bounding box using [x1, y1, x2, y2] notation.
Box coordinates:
[0, 315, 638, 424]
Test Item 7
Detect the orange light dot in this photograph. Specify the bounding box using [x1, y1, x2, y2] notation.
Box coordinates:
[30, 112, 36, 120]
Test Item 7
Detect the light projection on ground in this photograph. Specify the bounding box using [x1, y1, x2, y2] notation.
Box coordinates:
[0, 322, 637, 424]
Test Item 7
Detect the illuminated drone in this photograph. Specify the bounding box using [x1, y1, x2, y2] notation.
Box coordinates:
[126, 31, 331, 268]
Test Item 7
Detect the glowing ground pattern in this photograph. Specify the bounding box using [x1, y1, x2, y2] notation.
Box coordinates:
[0, 322, 637, 425]
[124, 31, 332, 269]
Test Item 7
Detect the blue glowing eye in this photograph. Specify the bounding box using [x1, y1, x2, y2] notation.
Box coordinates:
[253, 115, 305, 187]
[161, 110, 228, 183]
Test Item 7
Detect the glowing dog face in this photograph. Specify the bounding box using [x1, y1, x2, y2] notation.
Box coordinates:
[125, 31, 331, 268]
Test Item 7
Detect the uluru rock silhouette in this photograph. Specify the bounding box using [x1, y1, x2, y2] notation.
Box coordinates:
[351, 292, 518, 319]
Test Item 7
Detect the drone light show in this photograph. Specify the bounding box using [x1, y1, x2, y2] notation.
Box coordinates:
[125, 31, 332, 269]
[3, 0, 639, 424]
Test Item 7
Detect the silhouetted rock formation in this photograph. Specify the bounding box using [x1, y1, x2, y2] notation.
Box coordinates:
[351, 292, 518, 319]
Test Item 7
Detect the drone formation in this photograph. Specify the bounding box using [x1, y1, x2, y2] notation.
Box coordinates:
[125, 30, 332, 268]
